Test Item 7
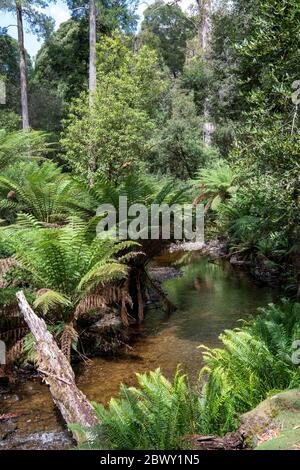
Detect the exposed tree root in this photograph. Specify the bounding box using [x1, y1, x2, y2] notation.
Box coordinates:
[145, 270, 176, 313]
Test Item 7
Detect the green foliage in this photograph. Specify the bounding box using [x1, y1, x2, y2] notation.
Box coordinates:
[61, 90, 151, 182]
[0, 215, 137, 357]
[1, 218, 133, 306]
[33, 290, 73, 315]
[196, 160, 234, 198]
[194, 159, 235, 214]
[236, 0, 300, 115]
[85, 172, 192, 244]
[0, 160, 87, 224]
[0, 129, 50, 171]
[61, 34, 167, 182]
[180, 52, 212, 115]
[67, 0, 138, 32]
[218, 171, 299, 261]
[0, 218, 136, 361]
[93, 173, 163, 208]
[199, 300, 300, 435]
[75, 300, 300, 448]
[149, 87, 218, 179]
[30, 17, 90, 131]
[140, 0, 196, 77]
[202, 0, 300, 276]
[31, 3, 138, 131]
[0, 110, 20, 132]
[78, 368, 201, 450]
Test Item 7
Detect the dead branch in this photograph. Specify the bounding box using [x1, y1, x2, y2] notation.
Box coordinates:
[16, 290, 98, 442]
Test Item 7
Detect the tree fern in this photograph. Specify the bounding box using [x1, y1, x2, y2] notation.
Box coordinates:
[0, 129, 50, 171]
[0, 160, 88, 225]
[0, 219, 137, 360]
[33, 289, 72, 315]
[194, 160, 236, 212]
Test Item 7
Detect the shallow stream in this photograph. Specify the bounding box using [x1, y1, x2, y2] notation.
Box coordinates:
[0, 251, 277, 449]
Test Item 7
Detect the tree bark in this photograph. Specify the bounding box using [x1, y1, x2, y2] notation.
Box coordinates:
[186, 432, 245, 450]
[87, 0, 97, 185]
[16, 290, 98, 442]
[196, 0, 211, 55]
[196, 0, 214, 145]
[89, 0, 97, 98]
[16, 3, 29, 129]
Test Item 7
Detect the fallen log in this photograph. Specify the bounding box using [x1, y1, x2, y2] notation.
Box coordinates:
[16, 290, 98, 442]
[186, 432, 245, 450]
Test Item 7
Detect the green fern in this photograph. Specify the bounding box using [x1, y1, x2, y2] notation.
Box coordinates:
[0, 160, 87, 225]
[79, 368, 201, 450]
[198, 300, 300, 435]
[73, 300, 300, 449]
[0, 129, 51, 171]
[194, 160, 236, 212]
[0, 219, 137, 359]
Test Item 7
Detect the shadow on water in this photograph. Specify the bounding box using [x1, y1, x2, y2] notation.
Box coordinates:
[0, 251, 278, 449]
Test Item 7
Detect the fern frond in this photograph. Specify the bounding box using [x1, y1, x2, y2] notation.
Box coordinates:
[78, 262, 128, 291]
[60, 322, 78, 361]
[74, 294, 106, 319]
[6, 338, 25, 364]
[33, 289, 72, 315]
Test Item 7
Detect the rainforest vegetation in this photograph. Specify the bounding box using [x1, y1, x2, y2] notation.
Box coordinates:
[0, 0, 300, 451]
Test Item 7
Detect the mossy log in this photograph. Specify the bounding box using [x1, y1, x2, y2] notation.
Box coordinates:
[189, 389, 300, 451]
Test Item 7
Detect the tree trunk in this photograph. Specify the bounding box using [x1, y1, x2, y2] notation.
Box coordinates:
[89, 0, 97, 98]
[87, 0, 97, 185]
[16, 3, 29, 129]
[16, 291, 98, 442]
[196, 0, 214, 145]
[186, 432, 245, 450]
[196, 0, 211, 55]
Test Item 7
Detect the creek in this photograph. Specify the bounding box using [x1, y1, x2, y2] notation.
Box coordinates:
[0, 250, 277, 449]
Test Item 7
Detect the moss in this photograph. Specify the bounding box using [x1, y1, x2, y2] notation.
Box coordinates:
[257, 408, 300, 450]
[241, 389, 300, 450]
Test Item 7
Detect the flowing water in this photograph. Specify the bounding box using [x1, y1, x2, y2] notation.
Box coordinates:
[0, 251, 277, 449]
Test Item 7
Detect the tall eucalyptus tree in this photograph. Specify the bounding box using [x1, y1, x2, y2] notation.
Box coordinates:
[196, 0, 211, 54]
[196, 0, 214, 145]
[66, 0, 138, 98]
[89, 0, 96, 97]
[0, 1, 56, 129]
